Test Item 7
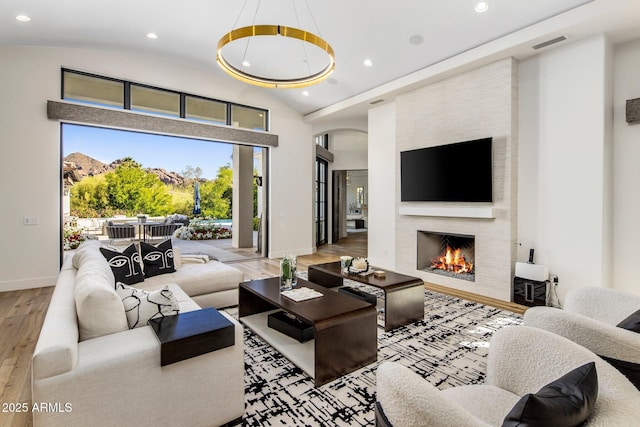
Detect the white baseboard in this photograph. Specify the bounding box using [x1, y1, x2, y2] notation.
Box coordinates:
[0, 276, 57, 292]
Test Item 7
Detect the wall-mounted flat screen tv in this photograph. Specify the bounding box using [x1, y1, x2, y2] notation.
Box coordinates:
[400, 137, 493, 202]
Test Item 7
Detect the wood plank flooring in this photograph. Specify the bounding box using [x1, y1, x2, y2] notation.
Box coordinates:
[0, 230, 525, 427]
[0, 287, 52, 427]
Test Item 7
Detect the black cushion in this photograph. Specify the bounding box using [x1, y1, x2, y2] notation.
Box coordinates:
[502, 362, 598, 427]
[617, 309, 640, 333]
[600, 355, 640, 390]
[100, 244, 144, 286]
[140, 239, 176, 278]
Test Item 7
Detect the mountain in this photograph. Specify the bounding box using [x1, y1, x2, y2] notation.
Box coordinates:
[64, 152, 186, 186]
[64, 152, 110, 178]
[148, 168, 185, 186]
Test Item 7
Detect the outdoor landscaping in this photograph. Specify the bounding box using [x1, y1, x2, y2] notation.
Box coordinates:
[173, 218, 233, 241]
[63, 155, 260, 248]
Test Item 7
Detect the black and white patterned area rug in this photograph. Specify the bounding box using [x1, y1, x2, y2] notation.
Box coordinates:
[226, 281, 522, 426]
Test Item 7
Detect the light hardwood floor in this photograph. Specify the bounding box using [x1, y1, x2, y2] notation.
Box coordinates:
[0, 231, 525, 427]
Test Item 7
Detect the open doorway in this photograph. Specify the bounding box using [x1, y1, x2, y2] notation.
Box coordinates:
[332, 169, 368, 243]
[61, 123, 267, 263]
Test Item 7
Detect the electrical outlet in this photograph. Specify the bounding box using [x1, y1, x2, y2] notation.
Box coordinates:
[23, 216, 39, 225]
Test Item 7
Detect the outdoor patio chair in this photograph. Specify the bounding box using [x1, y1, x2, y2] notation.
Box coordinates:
[105, 224, 136, 244]
[145, 223, 182, 242]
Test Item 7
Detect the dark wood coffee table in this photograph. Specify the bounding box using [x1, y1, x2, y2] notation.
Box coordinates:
[239, 277, 377, 386]
[308, 261, 424, 331]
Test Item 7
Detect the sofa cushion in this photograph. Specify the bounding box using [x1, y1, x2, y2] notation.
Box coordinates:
[140, 260, 243, 297]
[100, 244, 144, 285]
[173, 246, 183, 269]
[140, 240, 176, 278]
[502, 362, 598, 427]
[72, 239, 104, 270]
[617, 309, 640, 333]
[116, 282, 180, 328]
[74, 246, 129, 341]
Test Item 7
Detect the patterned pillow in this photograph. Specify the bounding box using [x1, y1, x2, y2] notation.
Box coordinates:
[115, 283, 180, 329]
[140, 240, 176, 278]
[99, 244, 144, 285]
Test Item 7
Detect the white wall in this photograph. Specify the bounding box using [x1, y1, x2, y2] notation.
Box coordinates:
[367, 102, 397, 270]
[0, 45, 313, 291]
[329, 130, 368, 170]
[518, 35, 613, 300]
[612, 38, 640, 294]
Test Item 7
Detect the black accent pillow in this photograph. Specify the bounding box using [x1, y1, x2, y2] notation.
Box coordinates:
[502, 362, 598, 427]
[617, 309, 640, 333]
[140, 239, 176, 278]
[100, 244, 144, 286]
[600, 355, 640, 390]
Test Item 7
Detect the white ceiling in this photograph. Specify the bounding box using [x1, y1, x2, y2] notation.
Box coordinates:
[2, 0, 640, 124]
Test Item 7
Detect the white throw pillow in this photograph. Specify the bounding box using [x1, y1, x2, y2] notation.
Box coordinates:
[115, 283, 180, 329]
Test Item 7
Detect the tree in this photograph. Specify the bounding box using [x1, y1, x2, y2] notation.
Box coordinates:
[199, 165, 233, 218]
[104, 158, 173, 215]
[181, 165, 203, 189]
[70, 174, 110, 217]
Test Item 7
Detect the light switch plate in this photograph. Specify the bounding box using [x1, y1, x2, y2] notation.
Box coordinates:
[24, 216, 39, 225]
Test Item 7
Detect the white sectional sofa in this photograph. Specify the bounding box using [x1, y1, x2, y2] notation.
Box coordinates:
[32, 240, 245, 426]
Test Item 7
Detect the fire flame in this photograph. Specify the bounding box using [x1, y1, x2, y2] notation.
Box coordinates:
[431, 246, 474, 274]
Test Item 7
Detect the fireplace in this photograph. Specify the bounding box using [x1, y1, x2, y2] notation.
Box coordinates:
[417, 231, 475, 282]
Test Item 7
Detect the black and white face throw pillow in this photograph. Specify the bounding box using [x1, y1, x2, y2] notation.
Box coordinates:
[140, 239, 176, 278]
[100, 244, 144, 285]
[115, 283, 180, 329]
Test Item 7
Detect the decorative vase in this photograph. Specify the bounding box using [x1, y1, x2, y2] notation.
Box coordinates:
[280, 255, 297, 291]
[340, 255, 353, 272]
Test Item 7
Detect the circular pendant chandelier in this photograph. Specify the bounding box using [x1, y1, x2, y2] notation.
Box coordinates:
[216, 1, 335, 89]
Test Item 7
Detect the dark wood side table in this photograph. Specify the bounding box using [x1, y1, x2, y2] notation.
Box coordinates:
[239, 277, 377, 386]
[148, 307, 235, 366]
[308, 261, 424, 332]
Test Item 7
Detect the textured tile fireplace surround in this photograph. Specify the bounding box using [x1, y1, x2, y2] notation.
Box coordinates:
[395, 58, 518, 302]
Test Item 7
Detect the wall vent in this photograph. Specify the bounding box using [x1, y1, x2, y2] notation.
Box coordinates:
[369, 99, 385, 105]
[532, 35, 567, 51]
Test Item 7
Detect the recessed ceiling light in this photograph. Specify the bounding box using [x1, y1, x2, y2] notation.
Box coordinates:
[242, 60, 251, 67]
[409, 35, 424, 46]
[146, 33, 158, 39]
[475, 2, 489, 13]
[16, 15, 31, 22]
[363, 59, 374, 67]
[302, 91, 310, 97]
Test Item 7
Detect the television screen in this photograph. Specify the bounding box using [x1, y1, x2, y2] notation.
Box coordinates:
[400, 137, 492, 202]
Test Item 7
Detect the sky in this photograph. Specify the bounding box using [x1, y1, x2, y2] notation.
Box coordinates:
[62, 124, 235, 180]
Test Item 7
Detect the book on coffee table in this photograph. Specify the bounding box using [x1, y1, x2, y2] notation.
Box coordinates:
[281, 287, 323, 302]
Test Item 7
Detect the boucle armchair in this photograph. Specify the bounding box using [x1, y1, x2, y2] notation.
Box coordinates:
[376, 326, 640, 427]
[524, 286, 640, 388]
